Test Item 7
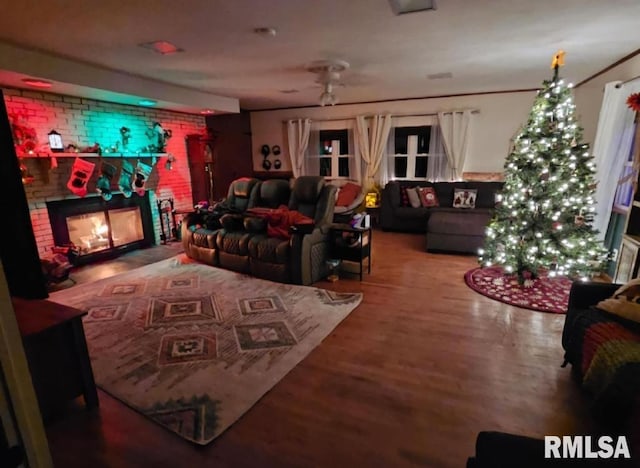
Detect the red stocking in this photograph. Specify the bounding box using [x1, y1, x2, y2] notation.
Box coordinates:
[67, 158, 95, 197]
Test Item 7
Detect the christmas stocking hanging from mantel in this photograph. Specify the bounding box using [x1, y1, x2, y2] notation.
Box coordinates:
[118, 160, 135, 198]
[66, 158, 95, 197]
[132, 160, 153, 196]
[96, 162, 117, 202]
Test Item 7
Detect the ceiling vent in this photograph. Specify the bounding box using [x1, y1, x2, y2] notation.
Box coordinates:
[427, 72, 453, 80]
[389, 0, 436, 15]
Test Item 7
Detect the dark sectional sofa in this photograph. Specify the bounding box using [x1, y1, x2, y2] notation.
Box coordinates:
[380, 180, 503, 253]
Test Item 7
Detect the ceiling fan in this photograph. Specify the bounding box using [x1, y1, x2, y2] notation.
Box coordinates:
[306, 59, 350, 106]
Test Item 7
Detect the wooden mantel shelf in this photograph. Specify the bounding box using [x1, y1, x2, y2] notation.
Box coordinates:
[18, 152, 170, 159]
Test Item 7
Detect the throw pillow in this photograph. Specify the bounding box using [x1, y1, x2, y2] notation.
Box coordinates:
[336, 182, 361, 207]
[453, 188, 477, 209]
[406, 187, 421, 208]
[400, 186, 410, 207]
[418, 187, 439, 207]
[596, 279, 640, 323]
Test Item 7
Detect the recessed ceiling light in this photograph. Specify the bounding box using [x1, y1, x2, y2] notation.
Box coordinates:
[388, 0, 436, 15]
[279, 89, 299, 94]
[254, 27, 277, 37]
[22, 78, 53, 88]
[427, 72, 453, 80]
[139, 40, 184, 55]
[200, 109, 215, 115]
[138, 99, 157, 106]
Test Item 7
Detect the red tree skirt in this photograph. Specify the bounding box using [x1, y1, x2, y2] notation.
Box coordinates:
[464, 266, 573, 314]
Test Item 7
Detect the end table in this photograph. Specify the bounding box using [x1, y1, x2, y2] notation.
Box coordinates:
[330, 223, 372, 281]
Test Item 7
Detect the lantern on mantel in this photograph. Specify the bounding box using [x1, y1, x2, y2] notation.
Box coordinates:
[48, 130, 64, 153]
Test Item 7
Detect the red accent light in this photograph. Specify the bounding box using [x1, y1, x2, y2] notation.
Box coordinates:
[139, 40, 183, 55]
[22, 78, 53, 88]
[200, 110, 214, 115]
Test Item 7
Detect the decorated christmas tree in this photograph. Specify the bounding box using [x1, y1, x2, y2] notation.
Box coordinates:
[479, 51, 607, 282]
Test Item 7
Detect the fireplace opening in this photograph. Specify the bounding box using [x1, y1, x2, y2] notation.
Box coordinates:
[47, 193, 154, 265]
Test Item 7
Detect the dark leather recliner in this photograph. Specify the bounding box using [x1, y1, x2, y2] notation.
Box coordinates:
[218, 179, 291, 274]
[245, 176, 337, 285]
[182, 177, 260, 266]
[182, 176, 336, 285]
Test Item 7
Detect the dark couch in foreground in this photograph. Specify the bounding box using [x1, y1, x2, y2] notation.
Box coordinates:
[182, 176, 336, 285]
[380, 180, 503, 253]
[562, 281, 640, 426]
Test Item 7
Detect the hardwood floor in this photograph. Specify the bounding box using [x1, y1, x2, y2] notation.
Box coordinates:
[44, 232, 605, 467]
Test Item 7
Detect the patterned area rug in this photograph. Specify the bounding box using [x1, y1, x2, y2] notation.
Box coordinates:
[464, 266, 572, 314]
[50, 256, 362, 445]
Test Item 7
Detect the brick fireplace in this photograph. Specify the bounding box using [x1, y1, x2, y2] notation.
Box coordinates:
[2, 88, 206, 259]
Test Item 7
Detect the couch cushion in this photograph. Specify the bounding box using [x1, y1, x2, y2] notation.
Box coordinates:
[418, 187, 439, 207]
[434, 182, 466, 207]
[406, 187, 421, 208]
[191, 228, 218, 249]
[248, 235, 290, 264]
[428, 211, 491, 236]
[336, 182, 361, 207]
[453, 188, 477, 209]
[465, 181, 504, 209]
[216, 231, 251, 255]
[597, 279, 640, 323]
[400, 186, 411, 207]
[257, 179, 291, 208]
[394, 206, 430, 219]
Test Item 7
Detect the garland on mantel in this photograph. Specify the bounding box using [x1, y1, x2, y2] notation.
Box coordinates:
[627, 92, 640, 113]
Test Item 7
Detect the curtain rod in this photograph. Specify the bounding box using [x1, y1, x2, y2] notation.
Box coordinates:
[283, 109, 479, 123]
[615, 75, 640, 88]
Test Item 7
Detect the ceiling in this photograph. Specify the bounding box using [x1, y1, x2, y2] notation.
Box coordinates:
[0, 0, 639, 113]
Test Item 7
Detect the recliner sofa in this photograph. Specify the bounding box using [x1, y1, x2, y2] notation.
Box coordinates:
[182, 176, 337, 285]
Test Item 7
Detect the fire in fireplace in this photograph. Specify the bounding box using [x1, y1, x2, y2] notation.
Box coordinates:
[47, 193, 154, 264]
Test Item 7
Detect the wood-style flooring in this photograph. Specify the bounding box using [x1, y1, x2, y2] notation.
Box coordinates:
[43, 232, 611, 467]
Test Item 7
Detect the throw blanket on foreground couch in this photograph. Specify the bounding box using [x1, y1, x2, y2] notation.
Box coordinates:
[247, 206, 313, 240]
[564, 304, 640, 422]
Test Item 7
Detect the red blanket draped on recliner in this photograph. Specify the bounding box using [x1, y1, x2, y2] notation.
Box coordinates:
[246, 206, 313, 239]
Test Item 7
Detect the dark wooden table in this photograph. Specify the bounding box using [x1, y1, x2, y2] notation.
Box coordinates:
[330, 223, 372, 281]
[12, 297, 98, 419]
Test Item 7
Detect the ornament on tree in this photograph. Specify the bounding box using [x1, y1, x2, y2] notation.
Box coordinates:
[118, 160, 135, 198]
[96, 162, 117, 201]
[479, 51, 607, 281]
[66, 158, 95, 197]
[132, 160, 153, 196]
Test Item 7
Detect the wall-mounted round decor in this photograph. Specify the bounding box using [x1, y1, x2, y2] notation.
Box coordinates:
[272, 145, 281, 156]
[262, 159, 272, 170]
[273, 159, 282, 170]
[261, 144, 270, 157]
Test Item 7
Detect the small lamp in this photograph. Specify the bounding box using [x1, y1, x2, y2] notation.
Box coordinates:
[48, 130, 64, 153]
[365, 191, 379, 208]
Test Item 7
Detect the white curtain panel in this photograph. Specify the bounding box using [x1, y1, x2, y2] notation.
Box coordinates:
[427, 123, 450, 181]
[287, 119, 311, 178]
[355, 114, 392, 188]
[592, 81, 640, 239]
[438, 110, 473, 180]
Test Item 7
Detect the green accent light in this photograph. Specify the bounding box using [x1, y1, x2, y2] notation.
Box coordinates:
[138, 99, 157, 107]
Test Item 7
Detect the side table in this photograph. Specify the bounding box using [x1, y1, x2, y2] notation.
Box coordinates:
[329, 223, 372, 281]
[12, 297, 99, 420]
[366, 205, 381, 227]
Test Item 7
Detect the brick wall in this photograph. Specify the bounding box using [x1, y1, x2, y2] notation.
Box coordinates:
[2, 87, 206, 257]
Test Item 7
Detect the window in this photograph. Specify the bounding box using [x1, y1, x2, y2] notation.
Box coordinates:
[388, 125, 446, 180]
[307, 125, 358, 180]
[612, 140, 636, 214]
